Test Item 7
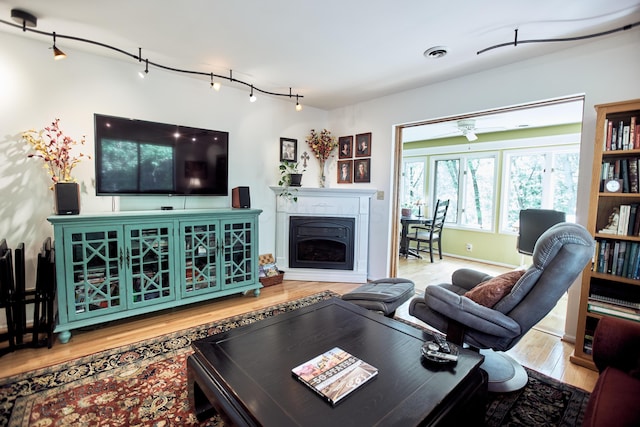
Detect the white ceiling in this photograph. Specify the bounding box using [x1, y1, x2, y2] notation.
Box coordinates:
[1, 0, 639, 112]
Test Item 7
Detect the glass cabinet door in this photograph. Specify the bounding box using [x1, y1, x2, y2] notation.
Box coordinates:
[126, 223, 175, 308]
[222, 219, 255, 289]
[65, 227, 125, 320]
[181, 222, 221, 297]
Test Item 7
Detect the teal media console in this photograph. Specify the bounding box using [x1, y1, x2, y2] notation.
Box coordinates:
[48, 209, 262, 343]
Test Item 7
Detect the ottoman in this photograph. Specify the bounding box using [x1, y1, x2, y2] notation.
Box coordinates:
[342, 278, 415, 317]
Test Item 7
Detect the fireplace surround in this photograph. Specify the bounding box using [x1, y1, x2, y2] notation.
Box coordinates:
[271, 187, 375, 282]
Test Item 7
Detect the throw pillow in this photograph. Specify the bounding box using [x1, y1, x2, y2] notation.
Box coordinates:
[464, 270, 525, 308]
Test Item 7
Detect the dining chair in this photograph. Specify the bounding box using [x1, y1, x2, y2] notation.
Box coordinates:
[407, 199, 450, 262]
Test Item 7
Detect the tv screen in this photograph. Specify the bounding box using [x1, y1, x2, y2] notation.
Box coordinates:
[94, 114, 228, 196]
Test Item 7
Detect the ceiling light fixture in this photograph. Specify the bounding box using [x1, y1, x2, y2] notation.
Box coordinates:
[296, 95, 302, 112]
[138, 58, 149, 78]
[249, 85, 257, 102]
[52, 32, 66, 60]
[477, 21, 640, 55]
[10, 8, 36, 30]
[2, 9, 303, 107]
[210, 73, 221, 91]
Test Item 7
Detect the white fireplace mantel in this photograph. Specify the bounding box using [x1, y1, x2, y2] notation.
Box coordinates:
[270, 186, 376, 283]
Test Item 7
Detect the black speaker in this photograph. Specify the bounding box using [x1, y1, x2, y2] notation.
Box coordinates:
[232, 186, 251, 208]
[55, 182, 80, 215]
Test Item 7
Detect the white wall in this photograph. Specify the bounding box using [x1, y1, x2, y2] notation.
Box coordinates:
[328, 29, 640, 340]
[0, 31, 328, 328]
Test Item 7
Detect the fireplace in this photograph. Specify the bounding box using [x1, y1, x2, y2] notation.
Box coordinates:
[271, 187, 375, 283]
[289, 216, 355, 270]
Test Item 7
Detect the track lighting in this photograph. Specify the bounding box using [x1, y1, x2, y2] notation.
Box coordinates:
[2, 9, 304, 106]
[52, 32, 66, 60]
[138, 58, 149, 78]
[210, 73, 221, 91]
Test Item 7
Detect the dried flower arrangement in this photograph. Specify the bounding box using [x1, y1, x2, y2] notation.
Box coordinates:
[23, 118, 89, 188]
[305, 129, 337, 187]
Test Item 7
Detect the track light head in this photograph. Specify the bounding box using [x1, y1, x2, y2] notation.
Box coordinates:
[295, 95, 302, 111]
[52, 32, 66, 60]
[249, 86, 257, 102]
[138, 59, 149, 78]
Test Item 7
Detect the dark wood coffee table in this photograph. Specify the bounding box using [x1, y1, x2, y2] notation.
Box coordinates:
[188, 297, 487, 426]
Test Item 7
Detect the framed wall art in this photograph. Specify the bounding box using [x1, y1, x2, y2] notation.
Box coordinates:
[337, 160, 353, 183]
[355, 132, 371, 157]
[353, 158, 371, 183]
[280, 137, 297, 162]
[338, 135, 353, 159]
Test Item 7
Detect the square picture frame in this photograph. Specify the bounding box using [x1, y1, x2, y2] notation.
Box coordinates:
[337, 160, 353, 183]
[280, 137, 297, 162]
[338, 136, 353, 159]
[355, 132, 372, 157]
[353, 158, 371, 183]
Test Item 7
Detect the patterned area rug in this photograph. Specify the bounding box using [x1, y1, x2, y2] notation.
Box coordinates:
[0, 290, 590, 426]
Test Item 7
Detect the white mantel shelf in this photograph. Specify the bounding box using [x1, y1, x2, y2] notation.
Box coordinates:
[270, 186, 376, 283]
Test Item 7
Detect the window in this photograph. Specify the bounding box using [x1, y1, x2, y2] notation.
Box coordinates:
[501, 148, 579, 232]
[401, 158, 426, 211]
[433, 154, 497, 229]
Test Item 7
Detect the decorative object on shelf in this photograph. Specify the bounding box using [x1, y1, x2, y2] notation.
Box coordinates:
[22, 118, 89, 187]
[280, 137, 297, 162]
[278, 161, 305, 201]
[306, 129, 338, 188]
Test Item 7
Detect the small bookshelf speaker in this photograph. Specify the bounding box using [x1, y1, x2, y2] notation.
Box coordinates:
[232, 186, 251, 208]
[55, 182, 80, 215]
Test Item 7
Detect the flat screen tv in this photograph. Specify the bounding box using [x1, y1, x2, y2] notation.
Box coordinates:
[94, 114, 228, 196]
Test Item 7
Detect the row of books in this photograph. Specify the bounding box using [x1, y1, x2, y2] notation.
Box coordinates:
[594, 239, 640, 279]
[603, 117, 639, 151]
[599, 204, 640, 236]
[588, 295, 640, 322]
[601, 158, 640, 193]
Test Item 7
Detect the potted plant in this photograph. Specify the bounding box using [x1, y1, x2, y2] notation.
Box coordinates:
[23, 118, 89, 214]
[278, 161, 304, 201]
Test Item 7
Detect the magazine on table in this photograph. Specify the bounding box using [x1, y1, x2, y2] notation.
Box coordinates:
[291, 347, 378, 406]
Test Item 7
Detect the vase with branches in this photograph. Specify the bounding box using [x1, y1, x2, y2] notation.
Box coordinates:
[22, 118, 89, 188]
[305, 128, 337, 188]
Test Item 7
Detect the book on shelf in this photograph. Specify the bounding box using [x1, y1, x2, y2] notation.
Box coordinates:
[588, 303, 640, 321]
[291, 347, 378, 406]
[589, 293, 640, 310]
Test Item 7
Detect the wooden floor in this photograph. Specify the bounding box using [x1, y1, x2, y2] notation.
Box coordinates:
[0, 261, 598, 392]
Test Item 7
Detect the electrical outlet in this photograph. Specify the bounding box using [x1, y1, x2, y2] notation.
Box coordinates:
[466, 243, 472, 252]
[376, 191, 384, 200]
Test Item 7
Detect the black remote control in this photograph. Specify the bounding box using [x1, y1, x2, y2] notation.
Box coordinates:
[433, 334, 451, 353]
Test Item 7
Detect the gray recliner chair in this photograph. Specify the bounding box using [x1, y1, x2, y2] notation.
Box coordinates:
[409, 222, 594, 392]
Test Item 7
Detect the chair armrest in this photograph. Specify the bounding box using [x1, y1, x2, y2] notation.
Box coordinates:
[424, 285, 521, 338]
[592, 316, 640, 376]
[451, 269, 494, 292]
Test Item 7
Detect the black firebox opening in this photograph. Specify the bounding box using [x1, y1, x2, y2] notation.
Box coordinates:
[289, 216, 355, 270]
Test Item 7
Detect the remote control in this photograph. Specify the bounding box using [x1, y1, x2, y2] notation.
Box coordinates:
[433, 334, 451, 353]
[425, 350, 458, 362]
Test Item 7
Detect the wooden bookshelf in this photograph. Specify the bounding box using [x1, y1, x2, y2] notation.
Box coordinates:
[571, 99, 640, 370]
